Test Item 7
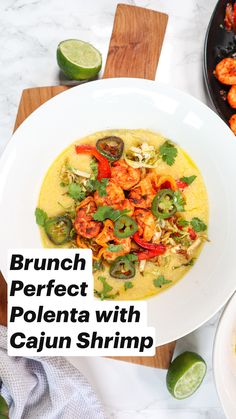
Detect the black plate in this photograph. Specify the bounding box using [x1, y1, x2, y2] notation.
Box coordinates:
[204, 0, 236, 125]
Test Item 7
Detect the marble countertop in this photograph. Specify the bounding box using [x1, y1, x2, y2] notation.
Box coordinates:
[0, 0, 227, 418]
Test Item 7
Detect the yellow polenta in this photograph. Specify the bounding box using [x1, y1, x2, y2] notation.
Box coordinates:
[38, 129, 208, 300]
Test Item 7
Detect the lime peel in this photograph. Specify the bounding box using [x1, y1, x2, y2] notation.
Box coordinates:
[166, 351, 207, 399]
[57, 39, 102, 81]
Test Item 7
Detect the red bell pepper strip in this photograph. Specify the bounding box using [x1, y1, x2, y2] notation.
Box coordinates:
[137, 249, 166, 260]
[133, 232, 166, 254]
[75, 144, 111, 181]
[188, 227, 197, 241]
[176, 179, 188, 189]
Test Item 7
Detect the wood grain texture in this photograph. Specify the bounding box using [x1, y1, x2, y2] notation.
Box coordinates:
[14, 85, 70, 130]
[103, 4, 168, 79]
[0, 4, 175, 369]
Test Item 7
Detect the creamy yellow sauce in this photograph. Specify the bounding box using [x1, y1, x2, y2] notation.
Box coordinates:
[38, 129, 208, 300]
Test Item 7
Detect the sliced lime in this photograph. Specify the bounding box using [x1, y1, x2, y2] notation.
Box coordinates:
[57, 39, 102, 80]
[166, 351, 207, 399]
[0, 395, 9, 418]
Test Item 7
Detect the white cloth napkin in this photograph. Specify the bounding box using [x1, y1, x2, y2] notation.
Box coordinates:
[0, 326, 106, 419]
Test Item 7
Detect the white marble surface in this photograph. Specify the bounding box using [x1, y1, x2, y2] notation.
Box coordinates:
[0, 0, 228, 418]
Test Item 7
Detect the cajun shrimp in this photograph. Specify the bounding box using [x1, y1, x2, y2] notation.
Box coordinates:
[228, 85, 236, 108]
[111, 159, 141, 190]
[103, 237, 131, 262]
[215, 58, 236, 85]
[112, 198, 135, 216]
[229, 114, 236, 134]
[74, 196, 102, 239]
[94, 180, 125, 206]
[95, 219, 131, 262]
[129, 172, 157, 209]
[134, 209, 156, 242]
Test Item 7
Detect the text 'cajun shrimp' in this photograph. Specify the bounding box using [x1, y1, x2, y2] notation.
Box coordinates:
[74, 196, 102, 239]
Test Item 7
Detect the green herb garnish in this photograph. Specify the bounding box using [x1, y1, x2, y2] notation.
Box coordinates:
[153, 275, 172, 288]
[94, 276, 119, 300]
[93, 205, 129, 222]
[35, 208, 48, 226]
[173, 190, 186, 212]
[93, 259, 104, 272]
[68, 182, 86, 201]
[107, 244, 124, 252]
[124, 281, 134, 291]
[159, 140, 178, 166]
[85, 178, 109, 196]
[95, 178, 109, 197]
[190, 217, 207, 232]
[180, 175, 197, 185]
[177, 218, 189, 227]
[90, 159, 98, 178]
[125, 253, 138, 262]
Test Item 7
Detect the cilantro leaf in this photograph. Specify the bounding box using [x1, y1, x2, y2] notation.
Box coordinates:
[180, 175, 196, 185]
[125, 253, 138, 262]
[35, 208, 48, 226]
[107, 244, 124, 252]
[85, 178, 109, 196]
[177, 218, 189, 227]
[153, 275, 172, 288]
[90, 159, 98, 179]
[68, 183, 86, 201]
[159, 141, 178, 166]
[93, 206, 129, 222]
[190, 217, 207, 232]
[93, 259, 104, 272]
[124, 281, 134, 291]
[173, 190, 186, 212]
[96, 178, 109, 197]
[94, 276, 119, 300]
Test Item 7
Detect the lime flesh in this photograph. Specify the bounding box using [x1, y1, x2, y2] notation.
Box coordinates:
[166, 351, 207, 399]
[57, 39, 102, 80]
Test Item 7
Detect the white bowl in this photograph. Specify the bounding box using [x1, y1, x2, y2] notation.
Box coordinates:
[214, 292, 236, 418]
[0, 78, 236, 345]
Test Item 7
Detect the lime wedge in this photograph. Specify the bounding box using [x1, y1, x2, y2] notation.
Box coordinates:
[166, 351, 207, 399]
[57, 39, 102, 80]
[0, 395, 9, 418]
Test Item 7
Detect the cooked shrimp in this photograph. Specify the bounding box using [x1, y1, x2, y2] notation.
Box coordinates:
[96, 220, 114, 246]
[112, 199, 135, 216]
[129, 187, 156, 209]
[129, 173, 157, 208]
[227, 85, 236, 108]
[74, 196, 102, 238]
[111, 159, 141, 190]
[134, 209, 155, 242]
[103, 237, 131, 262]
[95, 219, 131, 261]
[215, 58, 236, 85]
[94, 180, 125, 206]
[229, 113, 236, 134]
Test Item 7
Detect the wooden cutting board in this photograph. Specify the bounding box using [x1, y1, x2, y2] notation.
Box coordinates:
[0, 4, 175, 369]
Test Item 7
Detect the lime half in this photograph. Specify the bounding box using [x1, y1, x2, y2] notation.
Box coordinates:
[57, 39, 102, 80]
[0, 395, 9, 418]
[166, 351, 207, 399]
